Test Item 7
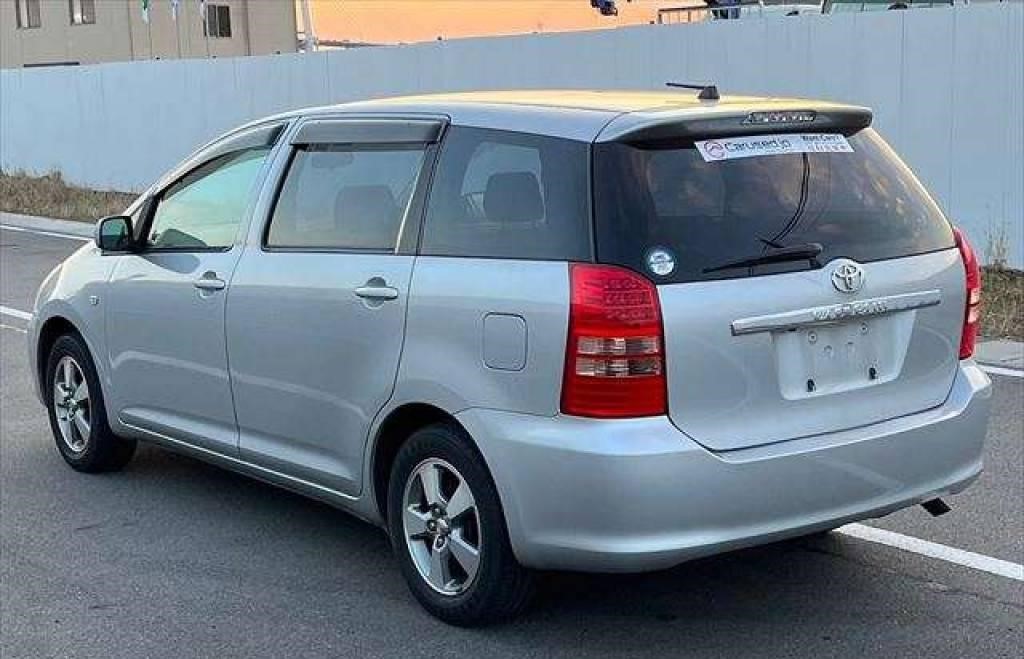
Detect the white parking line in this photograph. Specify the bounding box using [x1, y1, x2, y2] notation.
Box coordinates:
[980, 365, 1024, 379]
[0, 323, 27, 334]
[837, 523, 1024, 581]
[0, 224, 90, 242]
[0, 306, 33, 321]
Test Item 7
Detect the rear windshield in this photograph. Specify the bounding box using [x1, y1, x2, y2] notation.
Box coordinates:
[592, 129, 954, 283]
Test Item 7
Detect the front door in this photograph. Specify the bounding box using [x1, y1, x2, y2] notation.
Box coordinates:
[106, 142, 275, 453]
[227, 117, 441, 495]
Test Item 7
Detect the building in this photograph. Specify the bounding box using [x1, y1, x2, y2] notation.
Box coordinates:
[1, 0, 298, 69]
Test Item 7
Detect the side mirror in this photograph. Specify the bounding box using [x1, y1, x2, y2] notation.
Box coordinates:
[95, 215, 134, 252]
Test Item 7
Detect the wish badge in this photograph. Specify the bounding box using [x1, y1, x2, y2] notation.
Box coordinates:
[645, 247, 676, 277]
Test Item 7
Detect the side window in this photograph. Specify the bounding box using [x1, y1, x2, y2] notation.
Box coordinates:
[459, 142, 541, 213]
[266, 146, 426, 251]
[147, 148, 269, 250]
[421, 127, 590, 261]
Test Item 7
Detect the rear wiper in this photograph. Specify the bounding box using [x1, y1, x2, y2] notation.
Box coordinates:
[702, 242, 824, 274]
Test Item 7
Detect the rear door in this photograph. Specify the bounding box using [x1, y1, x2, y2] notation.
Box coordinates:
[592, 127, 963, 451]
[226, 117, 443, 495]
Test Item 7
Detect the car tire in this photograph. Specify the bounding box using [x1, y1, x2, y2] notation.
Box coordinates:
[45, 334, 136, 473]
[387, 422, 534, 626]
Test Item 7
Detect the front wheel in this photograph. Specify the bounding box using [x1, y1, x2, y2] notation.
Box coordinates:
[387, 423, 534, 626]
[45, 334, 136, 472]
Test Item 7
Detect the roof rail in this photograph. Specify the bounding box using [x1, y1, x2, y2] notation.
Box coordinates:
[665, 82, 720, 101]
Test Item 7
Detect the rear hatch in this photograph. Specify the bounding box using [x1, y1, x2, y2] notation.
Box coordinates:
[592, 125, 964, 452]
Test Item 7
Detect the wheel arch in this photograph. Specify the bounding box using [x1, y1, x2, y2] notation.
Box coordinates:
[370, 402, 473, 522]
[36, 315, 84, 393]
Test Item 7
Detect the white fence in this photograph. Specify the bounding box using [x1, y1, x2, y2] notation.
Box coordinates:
[1, 3, 1021, 265]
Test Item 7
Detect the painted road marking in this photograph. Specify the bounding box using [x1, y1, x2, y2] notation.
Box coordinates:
[0, 323, 27, 334]
[837, 523, 1023, 581]
[0, 224, 91, 242]
[0, 306, 33, 321]
[980, 365, 1024, 379]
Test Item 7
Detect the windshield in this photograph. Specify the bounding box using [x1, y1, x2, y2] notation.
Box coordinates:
[592, 128, 954, 284]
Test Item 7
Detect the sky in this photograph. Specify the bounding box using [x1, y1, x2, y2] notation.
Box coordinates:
[304, 0, 696, 44]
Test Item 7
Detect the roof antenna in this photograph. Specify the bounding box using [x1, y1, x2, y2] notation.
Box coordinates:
[666, 82, 720, 101]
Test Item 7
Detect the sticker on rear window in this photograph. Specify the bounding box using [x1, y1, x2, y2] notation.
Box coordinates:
[645, 246, 676, 277]
[695, 134, 853, 162]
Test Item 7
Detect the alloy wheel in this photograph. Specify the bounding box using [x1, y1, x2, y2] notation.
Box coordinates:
[402, 458, 482, 596]
[52, 355, 91, 453]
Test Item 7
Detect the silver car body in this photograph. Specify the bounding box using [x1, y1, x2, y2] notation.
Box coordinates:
[29, 90, 991, 572]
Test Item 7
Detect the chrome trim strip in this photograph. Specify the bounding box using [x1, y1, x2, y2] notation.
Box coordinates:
[121, 421, 359, 502]
[731, 289, 942, 336]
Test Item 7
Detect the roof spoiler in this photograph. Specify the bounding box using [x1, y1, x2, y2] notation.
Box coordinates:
[598, 107, 873, 143]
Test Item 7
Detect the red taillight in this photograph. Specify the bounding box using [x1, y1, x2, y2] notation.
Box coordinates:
[561, 263, 666, 418]
[953, 227, 982, 359]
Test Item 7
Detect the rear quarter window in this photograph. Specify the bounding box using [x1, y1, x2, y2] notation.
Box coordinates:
[593, 128, 954, 283]
[420, 127, 591, 261]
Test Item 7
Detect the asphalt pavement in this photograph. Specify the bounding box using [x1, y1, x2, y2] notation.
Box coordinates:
[1, 225, 1021, 659]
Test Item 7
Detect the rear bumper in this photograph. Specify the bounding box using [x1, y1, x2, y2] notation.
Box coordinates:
[457, 361, 991, 572]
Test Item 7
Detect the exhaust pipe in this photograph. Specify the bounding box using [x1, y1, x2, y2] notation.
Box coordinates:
[921, 498, 951, 517]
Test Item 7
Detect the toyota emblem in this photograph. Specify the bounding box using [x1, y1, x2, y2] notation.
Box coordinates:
[831, 261, 865, 294]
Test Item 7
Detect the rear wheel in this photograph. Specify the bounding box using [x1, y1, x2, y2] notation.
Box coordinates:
[45, 334, 135, 472]
[387, 423, 534, 626]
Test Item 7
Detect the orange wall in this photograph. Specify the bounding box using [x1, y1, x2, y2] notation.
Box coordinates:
[308, 0, 688, 43]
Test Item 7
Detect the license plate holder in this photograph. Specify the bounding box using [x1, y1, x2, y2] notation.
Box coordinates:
[772, 315, 907, 399]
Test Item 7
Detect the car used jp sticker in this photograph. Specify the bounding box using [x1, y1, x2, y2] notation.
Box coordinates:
[695, 133, 854, 162]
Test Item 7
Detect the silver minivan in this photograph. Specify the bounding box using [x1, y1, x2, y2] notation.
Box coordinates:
[29, 90, 992, 625]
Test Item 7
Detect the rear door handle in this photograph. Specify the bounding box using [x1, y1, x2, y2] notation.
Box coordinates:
[193, 273, 226, 291]
[354, 285, 399, 301]
[354, 277, 399, 301]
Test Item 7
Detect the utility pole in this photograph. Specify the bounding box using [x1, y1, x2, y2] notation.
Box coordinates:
[300, 0, 317, 52]
[124, 0, 136, 60]
[175, 6, 182, 59]
[202, 1, 211, 59]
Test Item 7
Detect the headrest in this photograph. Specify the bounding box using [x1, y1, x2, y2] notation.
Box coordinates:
[333, 184, 401, 249]
[482, 172, 543, 224]
[334, 185, 399, 225]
